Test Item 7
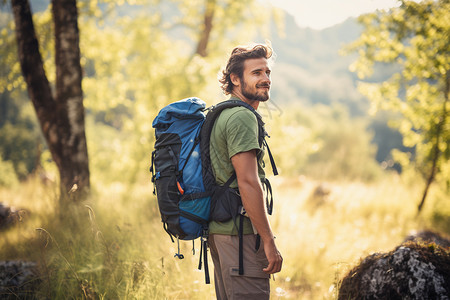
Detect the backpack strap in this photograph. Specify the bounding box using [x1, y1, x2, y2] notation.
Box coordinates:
[197, 228, 210, 284]
[238, 214, 244, 275]
[150, 150, 156, 194]
[262, 178, 273, 215]
[263, 139, 278, 176]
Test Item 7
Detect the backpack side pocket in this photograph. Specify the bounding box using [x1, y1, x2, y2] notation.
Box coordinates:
[210, 185, 242, 222]
[154, 133, 185, 238]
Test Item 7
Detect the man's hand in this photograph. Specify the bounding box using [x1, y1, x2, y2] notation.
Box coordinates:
[263, 238, 283, 274]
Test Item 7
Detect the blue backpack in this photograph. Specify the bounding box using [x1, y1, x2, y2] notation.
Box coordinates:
[150, 97, 277, 283]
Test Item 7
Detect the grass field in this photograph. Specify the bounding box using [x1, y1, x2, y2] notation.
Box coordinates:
[0, 172, 448, 299]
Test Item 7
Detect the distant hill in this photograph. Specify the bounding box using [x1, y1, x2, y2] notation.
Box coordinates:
[268, 12, 406, 164]
[269, 13, 368, 116]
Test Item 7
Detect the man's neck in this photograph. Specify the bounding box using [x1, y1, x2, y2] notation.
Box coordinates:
[230, 92, 260, 110]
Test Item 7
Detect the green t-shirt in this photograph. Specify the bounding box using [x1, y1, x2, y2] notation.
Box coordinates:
[208, 98, 266, 235]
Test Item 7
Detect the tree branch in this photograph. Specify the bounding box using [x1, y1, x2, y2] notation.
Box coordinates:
[195, 0, 216, 57]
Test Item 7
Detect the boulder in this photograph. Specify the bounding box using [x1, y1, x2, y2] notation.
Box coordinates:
[0, 260, 40, 299]
[338, 241, 450, 300]
[404, 230, 450, 248]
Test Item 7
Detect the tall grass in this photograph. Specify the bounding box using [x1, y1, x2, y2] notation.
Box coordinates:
[270, 174, 427, 299]
[0, 173, 448, 299]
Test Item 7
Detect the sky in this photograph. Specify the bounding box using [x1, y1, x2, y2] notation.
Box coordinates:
[268, 0, 402, 30]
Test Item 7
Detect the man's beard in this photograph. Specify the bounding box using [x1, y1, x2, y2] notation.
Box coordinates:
[241, 81, 270, 102]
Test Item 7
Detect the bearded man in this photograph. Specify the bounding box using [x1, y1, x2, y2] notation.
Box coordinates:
[208, 43, 283, 300]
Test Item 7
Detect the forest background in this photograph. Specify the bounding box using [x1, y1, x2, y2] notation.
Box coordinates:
[0, 0, 449, 299]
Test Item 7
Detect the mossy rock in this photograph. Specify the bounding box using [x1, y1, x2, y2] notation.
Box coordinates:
[0, 260, 40, 299]
[338, 241, 450, 300]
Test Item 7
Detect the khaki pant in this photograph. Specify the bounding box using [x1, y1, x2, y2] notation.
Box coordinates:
[209, 234, 270, 300]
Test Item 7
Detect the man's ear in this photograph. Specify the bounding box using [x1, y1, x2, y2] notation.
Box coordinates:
[230, 73, 240, 87]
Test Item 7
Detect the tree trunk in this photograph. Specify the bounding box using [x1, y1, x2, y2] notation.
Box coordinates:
[51, 0, 90, 199]
[195, 0, 216, 57]
[12, 0, 90, 202]
[417, 71, 449, 214]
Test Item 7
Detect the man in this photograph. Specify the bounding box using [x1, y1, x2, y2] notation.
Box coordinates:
[208, 43, 283, 299]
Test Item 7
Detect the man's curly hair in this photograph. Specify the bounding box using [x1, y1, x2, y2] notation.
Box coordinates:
[219, 44, 273, 95]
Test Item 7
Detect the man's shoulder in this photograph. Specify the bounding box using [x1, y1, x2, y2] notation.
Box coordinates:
[217, 105, 257, 124]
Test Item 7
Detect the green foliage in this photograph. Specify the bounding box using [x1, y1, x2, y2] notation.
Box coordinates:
[345, 0, 450, 190]
[0, 11, 24, 93]
[430, 188, 450, 233]
[0, 154, 18, 187]
[305, 107, 381, 181]
[368, 111, 409, 165]
[0, 91, 42, 179]
[267, 103, 382, 181]
[0, 122, 36, 178]
[0, 6, 53, 180]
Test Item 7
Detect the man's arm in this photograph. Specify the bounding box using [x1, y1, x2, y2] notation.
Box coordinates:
[231, 150, 283, 274]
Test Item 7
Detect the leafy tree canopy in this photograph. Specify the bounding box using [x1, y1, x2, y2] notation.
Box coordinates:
[345, 0, 450, 210]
